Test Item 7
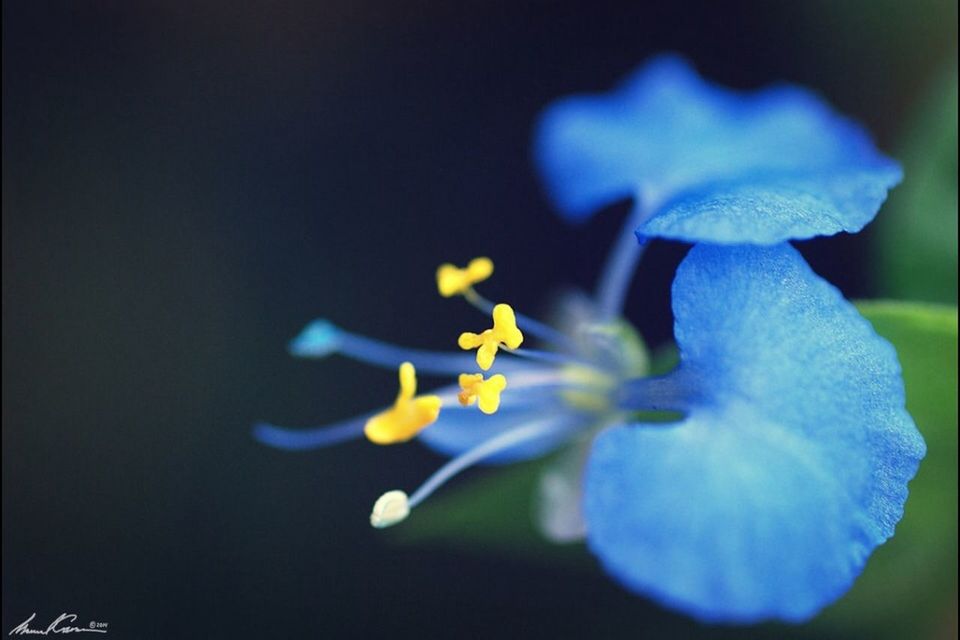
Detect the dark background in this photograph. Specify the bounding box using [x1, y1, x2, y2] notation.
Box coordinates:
[3, 1, 956, 638]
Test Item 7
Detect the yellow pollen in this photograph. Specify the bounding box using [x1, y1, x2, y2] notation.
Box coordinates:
[436, 257, 494, 297]
[457, 303, 524, 370]
[457, 373, 508, 414]
[364, 362, 442, 445]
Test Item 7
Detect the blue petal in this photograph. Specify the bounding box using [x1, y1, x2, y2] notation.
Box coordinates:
[534, 54, 901, 243]
[584, 243, 925, 623]
[640, 164, 902, 244]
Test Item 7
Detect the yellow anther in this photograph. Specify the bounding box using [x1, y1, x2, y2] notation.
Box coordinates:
[436, 257, 494, 297]
[458, 303, 524, 370]
[364, 362, 442, 445]
[458, 373, 508, 414]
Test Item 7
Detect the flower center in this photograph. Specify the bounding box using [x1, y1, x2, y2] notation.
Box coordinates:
[257, 235, 671, 530]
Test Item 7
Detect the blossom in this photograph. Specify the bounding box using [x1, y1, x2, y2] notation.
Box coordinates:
[255, 246, 923, 622]
[254, 57, 924, 624]
[534, 54, 902, 245]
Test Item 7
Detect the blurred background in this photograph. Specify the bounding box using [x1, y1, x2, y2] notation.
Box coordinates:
[3, 1, 956, 638]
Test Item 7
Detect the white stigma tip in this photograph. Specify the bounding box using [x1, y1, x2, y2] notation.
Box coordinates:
[370, 490, 410, 529]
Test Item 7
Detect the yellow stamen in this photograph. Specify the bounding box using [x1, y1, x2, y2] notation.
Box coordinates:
[436, 257, 494, 297]
[364, 362, 442, 444]
[458, 373, 508, 414]
[458, 303, 524, 370]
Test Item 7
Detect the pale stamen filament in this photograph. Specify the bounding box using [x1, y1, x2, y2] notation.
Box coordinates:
[409, 415, 577, 508]
[595, 201, 651, 320]
[290, 320, 531, 375]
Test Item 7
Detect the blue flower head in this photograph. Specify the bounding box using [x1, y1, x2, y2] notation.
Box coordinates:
[535, 54, 902, 244]
[256, 56, 923, 624]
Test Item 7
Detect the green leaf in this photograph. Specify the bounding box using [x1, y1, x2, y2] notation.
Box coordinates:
[816, 301, 959, 638]
[874, 61, 958, 303]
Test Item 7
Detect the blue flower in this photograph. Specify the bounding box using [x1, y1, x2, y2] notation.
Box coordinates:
[255, 57, 924, 624]
[255, 244, 923, 622]
[534, 54, 902, 245]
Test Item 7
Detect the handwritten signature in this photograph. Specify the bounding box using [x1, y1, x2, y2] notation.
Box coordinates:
[8, 613, 107, 635]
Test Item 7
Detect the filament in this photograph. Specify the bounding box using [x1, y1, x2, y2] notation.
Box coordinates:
[504, 346, 603, 372]
[407, 416, 579, 509]
[595, 201, 650, 320]
[253, 370, 582, 451]
[464, 289, 573, 349]
[253, 416, 368, 451]
[294, 325, 530, 375]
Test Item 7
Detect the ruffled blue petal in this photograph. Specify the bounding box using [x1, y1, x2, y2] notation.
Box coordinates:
[640, 163, 902, 244]
[584, 243, 924, 623]
[534, 54, 901, 243]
